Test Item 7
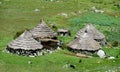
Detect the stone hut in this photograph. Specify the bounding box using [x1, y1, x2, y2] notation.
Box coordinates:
[30, 19, 59, 50]
[75, 24, 106, 46]
[6, 30, 43, 56]
[68, 33, 101, 55]
[57, 28, 71, 36]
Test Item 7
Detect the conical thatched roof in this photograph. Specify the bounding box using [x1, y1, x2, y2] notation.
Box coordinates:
[30, 19, 57, 39]
[76, 24, 105, 39]
[7, 30, 43, 50]
[68, 33, 101, 51]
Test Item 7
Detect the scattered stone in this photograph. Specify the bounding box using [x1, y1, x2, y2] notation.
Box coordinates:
[63, 63, 76, 69]
[108, 56, 115, 60]
[57, 46, 61, 50]
[28, 61, 32, 64]
[57, 40, 64, 47]
[49, 50, 53, 54]
[58, 13, 68, 18]
[29, 55, 35, 57]
[34, 8, 40, 12]
[63, 64, 69, 68]
[94, 9, 104, 13]
[97, 50, 106, 58]
[38, 52, 43, 56]
[92, 6, 104, 13]
[2, 49, 6, 52]
[97, 61, 101, 64]
[92, 6, 96, 10]
[78, 10, 82, 14]
[0, 2, 2, 4]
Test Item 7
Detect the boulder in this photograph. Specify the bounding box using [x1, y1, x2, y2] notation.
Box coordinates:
[97, 50, 106, 58]
[108, 56, 115, 60]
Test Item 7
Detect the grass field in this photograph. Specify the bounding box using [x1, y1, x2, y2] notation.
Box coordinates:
[0, 0, 120, 72]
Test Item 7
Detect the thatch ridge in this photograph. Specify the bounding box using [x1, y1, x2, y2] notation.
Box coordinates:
[76, 24, 105, 39]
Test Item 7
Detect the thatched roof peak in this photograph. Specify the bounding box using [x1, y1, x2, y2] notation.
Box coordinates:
[76, 23, 105, 39]
[40, 19, 46, 24]
[19, 30, 32, 38]
[7, 30, 43, 50]
[30, 19, 57, 39]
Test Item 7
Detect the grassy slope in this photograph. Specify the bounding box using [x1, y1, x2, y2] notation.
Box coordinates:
[0, 49, 120, 72]
[0, 0, 120, 72]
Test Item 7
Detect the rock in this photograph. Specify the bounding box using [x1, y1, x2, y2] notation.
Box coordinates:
[0, 2, 2, 4]
[92, 6, 104, 13]
[108, 56, 115, 60]
[62, 64, 69, 68]
[94, 9, 104, 13]
[39, 52, 43, 56]
[97, 50, 106, 58]
[49, 50, 53, 54]
[28, 61, 32, 64]
[78, 10, 82, 14]
[63, 63, 76, 69]
[92, 6, 96, 10]
[97, 61, 101, 64]
[57, 46, 61, 50]
[34, 8, 40, 12]
[58, 13, 68, 18]
[29, 55, 35, 57]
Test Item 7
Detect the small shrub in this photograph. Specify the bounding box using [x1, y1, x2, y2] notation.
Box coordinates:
[68, 12, 120, 26]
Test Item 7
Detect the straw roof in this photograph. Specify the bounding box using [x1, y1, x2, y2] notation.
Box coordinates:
[76, 24, 105, 39]
[68, 33, 101, 51]
[7, 30, 43, 50]
[30, 19, 57, 39]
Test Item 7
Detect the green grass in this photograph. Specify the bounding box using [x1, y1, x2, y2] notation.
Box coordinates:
[68, 12, 120, 26]
[0, 49, 120, 72]
[0, 0, 120, 72]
